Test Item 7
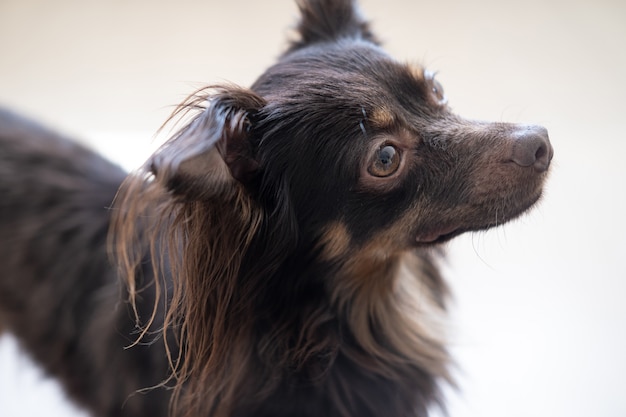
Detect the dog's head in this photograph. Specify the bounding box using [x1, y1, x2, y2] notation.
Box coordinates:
[115, 1, 553, 414]
[149, 1, 552, 261]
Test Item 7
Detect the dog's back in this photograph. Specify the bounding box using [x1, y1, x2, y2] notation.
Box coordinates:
[0, 109, 171, 416]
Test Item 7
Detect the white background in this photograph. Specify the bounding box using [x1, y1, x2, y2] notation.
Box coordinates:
[1, 0, 625, 416]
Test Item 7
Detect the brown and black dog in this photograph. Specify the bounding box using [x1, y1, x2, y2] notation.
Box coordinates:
[0, 0, 552, 416]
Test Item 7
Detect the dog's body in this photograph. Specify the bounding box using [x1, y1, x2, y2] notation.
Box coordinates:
[0, 1, 552, 416]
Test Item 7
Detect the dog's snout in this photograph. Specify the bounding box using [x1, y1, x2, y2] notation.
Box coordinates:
[510, 125, 553, 172]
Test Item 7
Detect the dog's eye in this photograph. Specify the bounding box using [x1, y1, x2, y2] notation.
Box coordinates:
[431, 79, 446, 103]
[368, 144, 401, 177]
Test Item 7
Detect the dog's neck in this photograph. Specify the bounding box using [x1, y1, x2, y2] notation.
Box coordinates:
[230, 242, 452, 416]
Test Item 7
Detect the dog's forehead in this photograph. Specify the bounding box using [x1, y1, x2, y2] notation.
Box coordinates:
[255, 42, 430, 109]
[251, 42, 440, 151]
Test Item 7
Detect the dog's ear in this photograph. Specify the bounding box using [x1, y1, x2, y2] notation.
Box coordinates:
[150, 86, 266, 200]
[289, 0, 380, 51]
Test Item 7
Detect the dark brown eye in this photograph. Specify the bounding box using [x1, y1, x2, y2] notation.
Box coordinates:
[368, 144, 401, 177]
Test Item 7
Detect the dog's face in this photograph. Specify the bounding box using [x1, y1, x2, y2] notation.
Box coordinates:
[247, 40, 552, 256]
[151, 4, 552, 262]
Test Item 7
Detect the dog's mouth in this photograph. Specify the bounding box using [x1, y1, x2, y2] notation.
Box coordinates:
[415, 224, 463, 245]
[415, 190, 544, 246]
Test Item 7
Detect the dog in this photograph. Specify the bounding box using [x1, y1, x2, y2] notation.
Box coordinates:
[0, 0, 553, 416]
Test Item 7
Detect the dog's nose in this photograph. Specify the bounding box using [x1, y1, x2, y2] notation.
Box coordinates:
[510, 125, 553, 172]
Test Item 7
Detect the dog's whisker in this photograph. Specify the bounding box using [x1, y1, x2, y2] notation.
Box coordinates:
[359, 119, 367, 136]
[471, 232, 496, 271]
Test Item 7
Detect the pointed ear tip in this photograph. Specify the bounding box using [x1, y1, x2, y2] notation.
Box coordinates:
[290, 0, 379, 51]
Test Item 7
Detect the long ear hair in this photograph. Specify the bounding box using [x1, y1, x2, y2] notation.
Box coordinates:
[110, 85, 266, 416]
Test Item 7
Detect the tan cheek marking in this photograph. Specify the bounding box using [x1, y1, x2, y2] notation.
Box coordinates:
[318, 222, 352, 261]
[330, 244, 399, 312]
[331, 218, 413, 305]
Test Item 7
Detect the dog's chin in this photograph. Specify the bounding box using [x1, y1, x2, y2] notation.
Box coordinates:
[415, 191, 544, 246]
[415, 225, 464, 245]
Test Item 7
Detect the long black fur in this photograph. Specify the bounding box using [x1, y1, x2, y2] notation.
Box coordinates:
[0, 1, 552, 416]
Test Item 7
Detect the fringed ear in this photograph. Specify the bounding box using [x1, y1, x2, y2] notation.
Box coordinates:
[289, 0, 380, 52]
[150, 86, 266, 200]
[111, 86, 268, 412]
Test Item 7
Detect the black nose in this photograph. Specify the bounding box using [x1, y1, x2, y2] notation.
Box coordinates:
[510, 125, 553, 172]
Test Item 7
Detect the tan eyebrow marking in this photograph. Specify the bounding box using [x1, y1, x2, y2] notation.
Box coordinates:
[406, 63, 426, 83]
[369, 106, 396, 128]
